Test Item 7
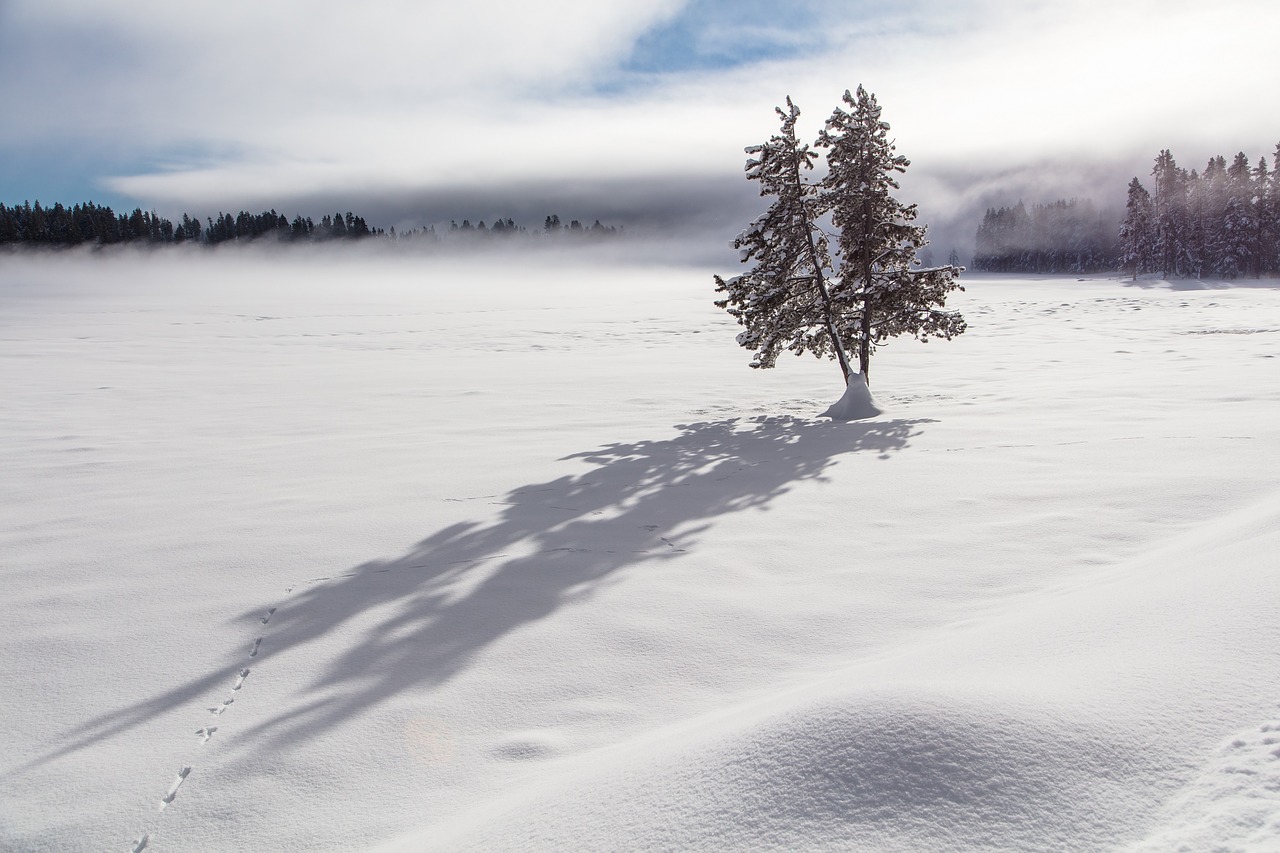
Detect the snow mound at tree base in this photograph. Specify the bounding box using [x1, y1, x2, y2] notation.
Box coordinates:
[819, 373, 883, 420]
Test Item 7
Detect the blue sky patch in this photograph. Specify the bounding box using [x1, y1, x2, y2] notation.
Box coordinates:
[622, 0, 826, 75]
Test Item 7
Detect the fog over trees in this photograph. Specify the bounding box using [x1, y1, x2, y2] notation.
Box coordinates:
[1120, 146, 1280, 280]
[7, 142, 1279, 281]
[0, 201, 620, 249]
[972, 198, 1116, 275]
[975, 143, 1280, 279]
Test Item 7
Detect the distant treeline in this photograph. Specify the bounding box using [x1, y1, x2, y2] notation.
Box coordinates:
[1119, 146, 1280, 279]
[974, 142, 1280, 279]
[395, 214, 620, 242]
[972, 198, 1116, 274]
[0, 200, 620, 248]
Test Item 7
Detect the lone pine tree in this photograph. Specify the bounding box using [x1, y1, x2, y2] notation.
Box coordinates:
[715, 86, 965, 392]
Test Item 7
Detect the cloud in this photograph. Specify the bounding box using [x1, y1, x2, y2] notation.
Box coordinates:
[620, 0, 826, 75]
[3, 0, 1278, 248]
[2, 1, 681, 139]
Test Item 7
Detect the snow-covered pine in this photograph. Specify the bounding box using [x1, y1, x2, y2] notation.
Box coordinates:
[1253, 156, 1271, 278]
[1182, 165, 1207, 279]
[1151, 149, 1194, 278]
[1119, 177, 1155, 280]
[814, 86, 965, 385]
[1217, 152, 1256, 279]
[1201, 155, 1230, 278]
[1268, 143, 1280, 274]
[713, 98, 855, 382]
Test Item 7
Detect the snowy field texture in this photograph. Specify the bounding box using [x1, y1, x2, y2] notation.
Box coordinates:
[2, 248, 1279, 853]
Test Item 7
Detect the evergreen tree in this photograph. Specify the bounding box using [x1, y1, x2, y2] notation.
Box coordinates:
[1218, 152, 1255, 278]
[1271, 143, 1280, 273]
[1151, 150, 1187, 277]
[815, 85, 965, 383]
[715, 88, 963, 391]
[1253, 156, 1271, 277]
[1264, 143, 1280, 274]
[973, 209, 995, 270]
[1007, 201, 1031, 271]
[1199, 155, 1230, 276]
[1119, 177, 1155, 280]
[1181, 166, 1206, 278]
[713, 96, 854, 381]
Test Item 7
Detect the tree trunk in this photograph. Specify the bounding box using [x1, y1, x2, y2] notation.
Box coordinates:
[859, 194, 874, 385]
[859, 308, 872, 384]
[792, 163, 853, 385]
[812, 262, 853, 385]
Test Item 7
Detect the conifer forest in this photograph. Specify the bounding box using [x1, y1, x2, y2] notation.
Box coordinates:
[974, 144, 1280, 279]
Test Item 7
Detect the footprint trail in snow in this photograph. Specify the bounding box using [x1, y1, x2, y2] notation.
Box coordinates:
[128, 597, 282, 849]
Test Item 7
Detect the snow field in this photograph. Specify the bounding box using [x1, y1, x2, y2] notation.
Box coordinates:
[1, 250, 1278, 851]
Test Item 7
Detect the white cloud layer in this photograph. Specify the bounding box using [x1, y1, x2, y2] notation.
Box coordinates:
[3, 0, 1278, 232]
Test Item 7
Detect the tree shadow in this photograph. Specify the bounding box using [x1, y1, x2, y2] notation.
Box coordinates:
[20, 415, 930, 769]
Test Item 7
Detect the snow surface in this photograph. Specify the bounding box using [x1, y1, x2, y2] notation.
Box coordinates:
[2, 250, 1279, 852]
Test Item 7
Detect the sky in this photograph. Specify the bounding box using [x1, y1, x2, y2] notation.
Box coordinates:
[2, 0, 1279, 257]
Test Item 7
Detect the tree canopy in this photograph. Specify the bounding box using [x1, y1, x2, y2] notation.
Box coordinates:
[715, 87, 965, 388]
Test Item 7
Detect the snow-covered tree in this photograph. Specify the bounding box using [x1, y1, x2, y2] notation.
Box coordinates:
[814, 86, 965, 384]
[1214, 152, 1255, 279]
[1254, 156, 1271, 277]
[1262, 144, 1280, 275]
[1119, 177, 1155, 280]
[1269, 143, 1280, 273]
[1151, 150, 1189, 278]
[713, 97, 855, 381]
[715, 87, 964, 390]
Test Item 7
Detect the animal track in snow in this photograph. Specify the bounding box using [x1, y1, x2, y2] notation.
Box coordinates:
[131, 596, 283, 849]
[159, 767, 190, 810]
[1132, 714, 1280, 848]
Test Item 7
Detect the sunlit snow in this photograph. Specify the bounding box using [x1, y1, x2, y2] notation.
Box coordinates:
[2, 249, 1278, 852]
